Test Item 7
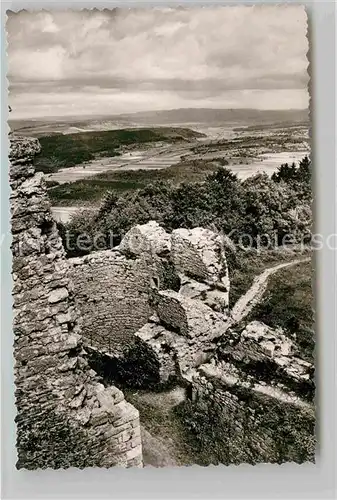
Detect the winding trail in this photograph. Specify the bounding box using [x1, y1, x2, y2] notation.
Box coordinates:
[229, 257, 311, 326]
[127, 257, 311, 467]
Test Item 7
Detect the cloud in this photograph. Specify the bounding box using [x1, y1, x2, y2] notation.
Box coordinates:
[7, 6, 309, 118]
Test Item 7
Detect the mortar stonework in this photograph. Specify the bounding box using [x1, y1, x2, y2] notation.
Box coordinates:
[69, 251, 155, 354]
[10, 136, 143, 469]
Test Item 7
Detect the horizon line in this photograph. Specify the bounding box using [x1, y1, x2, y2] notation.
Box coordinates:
[9, 106, 310, 122]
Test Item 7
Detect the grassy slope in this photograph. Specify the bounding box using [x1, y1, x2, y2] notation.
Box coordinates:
[245, 259, 314, 362]
[228, 247, 311, 308]
[124, 388, 201, 466]
[34, 127, 204, 173]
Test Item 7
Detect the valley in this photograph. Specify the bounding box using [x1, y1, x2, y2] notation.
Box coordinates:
[10, 110, 310, 222]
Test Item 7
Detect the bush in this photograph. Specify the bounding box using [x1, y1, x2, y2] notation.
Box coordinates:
[62, 158, 312, 258]
[272, 155, 311, 185]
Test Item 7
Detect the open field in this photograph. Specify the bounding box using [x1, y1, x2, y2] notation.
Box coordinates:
[48, 158, 221, 206]
[42, 121, 309, 209]
[45, 144, 192, 185]
[49, 149, 308, 211]
[32, 127, 204, 174]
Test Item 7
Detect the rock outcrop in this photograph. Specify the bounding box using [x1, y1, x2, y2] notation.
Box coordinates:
[10, 136, 142, 469]
[187, 320, 315, 464]
[69, 221, 230, 367]
[119, 220, 171, 257]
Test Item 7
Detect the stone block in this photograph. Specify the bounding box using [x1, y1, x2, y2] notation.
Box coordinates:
[90, 408, 109, 427]
[48, 287, 69, 304]
[119, 221, 171, 257]
[171, 227, 229, 288]
[152, 289, 226, 339]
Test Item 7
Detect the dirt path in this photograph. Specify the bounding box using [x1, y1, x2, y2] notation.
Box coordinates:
[126, 258, 311, 467]
[126, 387, 187, 467]
[229, 257, 311, 325]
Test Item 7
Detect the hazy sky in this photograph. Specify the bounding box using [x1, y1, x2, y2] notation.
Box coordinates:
[7, 6, 309, 119]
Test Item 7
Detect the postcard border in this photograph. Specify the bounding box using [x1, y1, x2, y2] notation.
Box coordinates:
[1, 1, 336, 499]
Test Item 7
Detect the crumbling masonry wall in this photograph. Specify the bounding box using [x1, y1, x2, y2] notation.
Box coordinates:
[122, 225, 231, 385]
[69, 251, 155, 355]
[187, 321, 315, 464]
[68, 221, 182, 355]
[68, 222, 231, 386]
[10, 136, 142, 469]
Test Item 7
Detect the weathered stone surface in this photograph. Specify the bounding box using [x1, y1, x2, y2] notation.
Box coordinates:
[118, 221, 171, 257]
[152, 289, 226, 339]
[171, 227, 230, 292]
[69, 222, 230, 356]
[130, 288, 229, 383]
[48, 287, 69, 304]
[69, 250, 157, 354]
[9, 136, 41, 170]
[11, 136, 143, 469]
[134, 322, 177, 384]
[183, 318, 315, 465]
[221, 321, 315, 388]
[189, 361, 315, 464]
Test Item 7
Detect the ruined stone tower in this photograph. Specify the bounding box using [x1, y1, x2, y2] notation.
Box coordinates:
[10, 136, 142, 469]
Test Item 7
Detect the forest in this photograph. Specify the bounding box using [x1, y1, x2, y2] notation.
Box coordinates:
[59, 156, 312, 257]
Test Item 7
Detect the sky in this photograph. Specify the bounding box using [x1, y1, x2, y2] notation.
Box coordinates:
[7, 6, 309, 120]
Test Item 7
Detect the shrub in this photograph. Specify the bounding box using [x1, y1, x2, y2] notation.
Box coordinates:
[62, 158, 312, 257]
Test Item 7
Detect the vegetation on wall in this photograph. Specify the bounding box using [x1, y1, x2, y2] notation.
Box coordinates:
[246, 259, 314, 362]
[175, 392, 315, 466]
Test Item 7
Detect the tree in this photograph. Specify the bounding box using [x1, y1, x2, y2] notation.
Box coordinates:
[272, 156, 311, 185]
[272, 162, 297, 183]
[203, 168, 245, 234]
[297, 156, 311, 184]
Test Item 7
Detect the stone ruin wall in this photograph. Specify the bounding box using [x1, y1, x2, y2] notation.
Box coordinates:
[188, 321, 315, 464]
[69, 251, 155, 355]
[68, 221, 184, 355]
[68, 218, 315, 464]
[98, 223, 314, 464]
[10, 134, 315, 467]
[69, 222, 230, 361]
[10, 136, 142, 469]
[190, 368, 315, 464]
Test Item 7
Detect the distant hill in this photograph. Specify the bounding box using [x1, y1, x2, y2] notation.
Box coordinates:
[9, 108, 309, 137]
[117, 108, 309, 126]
